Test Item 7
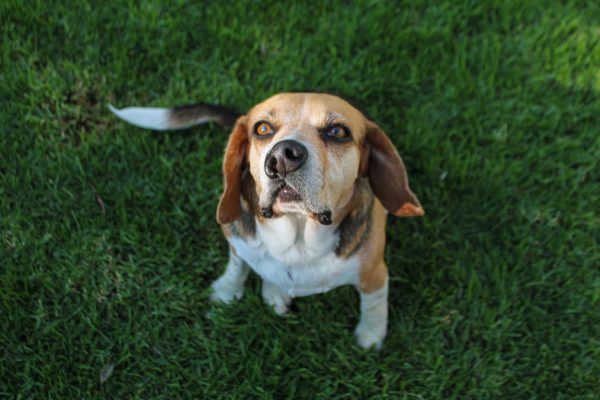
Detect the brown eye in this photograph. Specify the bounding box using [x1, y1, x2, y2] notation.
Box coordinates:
[254, 121, 274, 136]
[323, 125, 351, 142]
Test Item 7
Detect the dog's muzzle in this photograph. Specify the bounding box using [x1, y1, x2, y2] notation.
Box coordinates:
[264, 140, 308, 179]
[261, 139, 332, 225]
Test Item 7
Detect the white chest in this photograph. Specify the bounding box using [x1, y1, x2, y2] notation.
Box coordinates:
[228, 215, 360, 297]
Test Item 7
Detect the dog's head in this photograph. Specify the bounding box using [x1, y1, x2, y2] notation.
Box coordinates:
[217, 92, 424, 225]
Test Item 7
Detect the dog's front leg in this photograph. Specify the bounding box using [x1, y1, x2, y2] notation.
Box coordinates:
[210, 248, 249, 303]
[261, 280, 292, 315]
[355, 274, 389, 350]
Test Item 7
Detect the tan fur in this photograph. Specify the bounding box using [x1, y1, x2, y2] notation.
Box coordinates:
[221, 224, 232, 238]
[358, 200, 389, 293]
[363, 122, 424, 217]
[217, 117, 249, 224]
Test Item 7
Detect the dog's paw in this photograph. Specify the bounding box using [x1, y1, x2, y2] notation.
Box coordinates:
[354, 321, 386, 350]
[261, 281, 292, 316]
[210, 278, 244, 304]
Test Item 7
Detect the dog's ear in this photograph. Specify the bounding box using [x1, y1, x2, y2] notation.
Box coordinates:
[362, 122, 424, 217]
[217, 116, 249, 224]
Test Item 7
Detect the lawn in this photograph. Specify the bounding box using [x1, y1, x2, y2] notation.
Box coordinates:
[1, 0, 599, 398]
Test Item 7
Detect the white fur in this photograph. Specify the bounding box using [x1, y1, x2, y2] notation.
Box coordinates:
[108, 104, 212, 130]
[261, 280, 292, 315]
[210, 250, 249, 303]
[108, 105, 173, 130]
[218, 213, 388, 349]
[355, 278, 388, 349]
[228, 214, 361, 298]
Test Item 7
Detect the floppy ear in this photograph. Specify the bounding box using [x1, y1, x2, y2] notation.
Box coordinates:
[363, 122, 424, 217]
[216, 116, 249, 224]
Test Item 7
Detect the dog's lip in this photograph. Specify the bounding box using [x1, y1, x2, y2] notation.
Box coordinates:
[277, 183, 302, 202]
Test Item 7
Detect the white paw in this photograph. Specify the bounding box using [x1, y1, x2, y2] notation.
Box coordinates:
[354, 321, 386, 350]
[262, 281, 292, 315]
[210, 278, 244, 304]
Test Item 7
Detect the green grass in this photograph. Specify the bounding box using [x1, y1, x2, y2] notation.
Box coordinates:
[1, 0, 599, 398]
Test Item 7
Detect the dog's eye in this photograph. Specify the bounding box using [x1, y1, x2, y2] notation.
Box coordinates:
[323, 125, 351, 142]
[254, 121, 274, 137]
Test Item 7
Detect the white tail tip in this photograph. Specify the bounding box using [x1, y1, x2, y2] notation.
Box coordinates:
[108, 104, 172, 131]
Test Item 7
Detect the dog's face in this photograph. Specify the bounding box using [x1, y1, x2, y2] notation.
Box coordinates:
[248, 93, 367, 220]
[217, 93, 423, 225]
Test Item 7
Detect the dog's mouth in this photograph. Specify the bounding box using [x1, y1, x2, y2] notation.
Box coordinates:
[261, 180, 332, 225]
[276, 183, 302, 202]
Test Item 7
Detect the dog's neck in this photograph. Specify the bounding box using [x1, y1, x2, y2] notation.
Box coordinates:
[256, 213, 339, 259]
[235, 174, 375, 259]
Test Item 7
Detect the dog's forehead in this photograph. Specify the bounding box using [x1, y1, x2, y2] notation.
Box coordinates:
[248, 93, 367, 136]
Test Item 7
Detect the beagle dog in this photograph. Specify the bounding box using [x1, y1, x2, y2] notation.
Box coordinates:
[110, 92, 424, 349]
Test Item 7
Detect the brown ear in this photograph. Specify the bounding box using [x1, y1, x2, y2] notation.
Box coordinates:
[216, 116, 249, 224]
[363, 122, 424, 217]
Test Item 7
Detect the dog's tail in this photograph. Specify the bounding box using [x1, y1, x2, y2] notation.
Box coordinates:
[108, 102, 240, 130]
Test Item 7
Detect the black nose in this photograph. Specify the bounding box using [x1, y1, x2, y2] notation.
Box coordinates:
[265, 140, 308, 179]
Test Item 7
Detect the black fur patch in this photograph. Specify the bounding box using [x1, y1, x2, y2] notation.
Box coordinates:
[230, 169, 258, 238]
[335, 182, 375, 257]
[230, 206, 256, 238]
[171, 103, 240, 128]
